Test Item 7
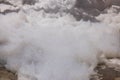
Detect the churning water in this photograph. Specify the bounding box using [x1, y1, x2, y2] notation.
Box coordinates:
[0, 0, 120, 80]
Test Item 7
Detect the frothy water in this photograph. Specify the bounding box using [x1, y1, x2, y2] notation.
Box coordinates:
[0, 0, 120, 80]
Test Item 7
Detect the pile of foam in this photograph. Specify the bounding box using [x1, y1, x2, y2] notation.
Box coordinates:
[97, 5, 120, 28]
[0, 0, 120, 80]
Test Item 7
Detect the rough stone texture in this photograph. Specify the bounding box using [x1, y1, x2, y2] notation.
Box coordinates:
[91, 62, 120, 80]
[0, 67, 17, 80]
[69, 0, 120, 21]
[22, 0, 38, 5]
[75, 0, 120, 10]
[75, 0, 105, 11]
[111, 0, 120, 6]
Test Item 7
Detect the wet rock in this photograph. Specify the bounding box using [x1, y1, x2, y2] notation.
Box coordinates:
[91, 62, 120, 80]
[0, 0, 13, 6]
[96, 63, 120, 80]
[75, 0, 120, 11]
[69, 8, 100, 22]
[22, 0, 38, 5]
[75, 0, 106, 11]
[110, 0, 120, 6]
[72, 0, 120, 21]
[0, 67, 17, 80]
[0, 9, 20, 15]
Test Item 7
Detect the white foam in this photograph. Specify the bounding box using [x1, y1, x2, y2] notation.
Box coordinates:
[0, 1, 120, 80]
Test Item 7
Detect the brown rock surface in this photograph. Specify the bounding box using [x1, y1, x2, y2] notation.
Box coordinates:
[91, 63, 120, 80]
[0, 67, 17, 80]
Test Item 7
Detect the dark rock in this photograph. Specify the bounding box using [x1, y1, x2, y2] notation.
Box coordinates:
[91, 63, 120, 80]
[72, 0, 120, 21]
[0, 9, 20, 15]
[22, 0, 38, 5]
[0, 0, 13, 6]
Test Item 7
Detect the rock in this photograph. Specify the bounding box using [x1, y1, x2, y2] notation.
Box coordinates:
[91, 62, 120, 80]
[115, 78, 120, 80]
[0, 67, 17, 80]
[22, 0, 38, 5]
[74, 0, 120, 17]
